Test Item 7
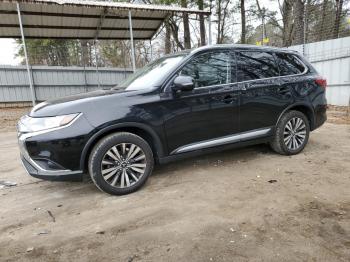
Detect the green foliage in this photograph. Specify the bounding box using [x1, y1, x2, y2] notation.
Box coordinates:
[16, 39, 80, 66]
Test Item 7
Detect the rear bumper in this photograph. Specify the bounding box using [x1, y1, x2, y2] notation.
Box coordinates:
[313, 104, 327, 130]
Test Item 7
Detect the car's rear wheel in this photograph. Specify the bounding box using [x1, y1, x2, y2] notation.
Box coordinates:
[270, 110, 310, 155]
[89, 132, 154, 195]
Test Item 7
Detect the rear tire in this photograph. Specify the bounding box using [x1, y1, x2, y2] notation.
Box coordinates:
[88, 132, 154, 195]
[270, 110, 310, 155]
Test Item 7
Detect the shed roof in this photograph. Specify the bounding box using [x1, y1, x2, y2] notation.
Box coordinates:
[0, 0, 210, 40]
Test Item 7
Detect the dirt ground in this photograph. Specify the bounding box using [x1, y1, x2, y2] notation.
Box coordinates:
[0, 107, 349, 262]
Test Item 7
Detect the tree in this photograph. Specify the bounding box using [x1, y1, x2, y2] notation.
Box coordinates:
[333, 0, 344, 38]
[165, 18, 172, 54]
[181, 0, 191, 49]
[293, 0, 306, 45]
[16, 39, 78, 66]
[216, 0, 230, 44]
[318, 0, 328, 41]
[240, 0, 246, 44]
[280, 0, 294, 46]
[198, 0, 206, 46]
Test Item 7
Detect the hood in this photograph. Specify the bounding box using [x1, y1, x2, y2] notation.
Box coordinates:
[29, 88, 141, 118]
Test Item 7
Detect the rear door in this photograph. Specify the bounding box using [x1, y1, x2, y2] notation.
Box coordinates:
[236, 50, 293, 133]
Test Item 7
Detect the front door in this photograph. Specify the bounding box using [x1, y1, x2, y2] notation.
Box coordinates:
[162, 50, 240, 154]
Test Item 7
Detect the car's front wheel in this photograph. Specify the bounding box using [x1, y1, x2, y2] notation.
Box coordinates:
[88, 132, 154, 195]
[270, 110, 310, 155]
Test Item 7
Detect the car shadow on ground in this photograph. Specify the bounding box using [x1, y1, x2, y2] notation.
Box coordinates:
[19, 143, 279, 197]
[152, 143, 273, 178]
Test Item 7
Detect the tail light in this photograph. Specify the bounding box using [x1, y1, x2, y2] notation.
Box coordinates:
[315, 77, 327, 89]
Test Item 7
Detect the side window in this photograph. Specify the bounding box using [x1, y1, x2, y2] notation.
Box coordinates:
[275, 53, 306, 76]
[180, 51, 231, 88]
[236, 51, 279, 82]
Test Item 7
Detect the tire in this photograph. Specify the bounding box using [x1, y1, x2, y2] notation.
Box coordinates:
[88, 132, 154, 195]
[270, 110, 310, 155]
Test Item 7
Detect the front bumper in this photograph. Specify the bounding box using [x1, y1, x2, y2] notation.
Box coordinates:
[18, 131, 84, 181]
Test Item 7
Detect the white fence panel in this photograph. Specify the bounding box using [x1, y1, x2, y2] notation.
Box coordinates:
[0, 66, 133, 103]
[289, 37, 350, 106]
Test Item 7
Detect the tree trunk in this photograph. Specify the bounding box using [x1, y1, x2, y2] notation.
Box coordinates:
[217, 0, 222, 43]
[169, 18, 185, 50]
[318, 0, 328, 41]
[198, 0, 206, 46]
[255, 0, 264, 43]
[181, 0, 191, 49]
[333, 0, 344, 38]
[219, 0, 230, 43]
[165, 19, 171, 54]
[293, 0, 305, 45]
[281, 0, 293, 46]
[80, 40, 89, 67]
[240, 0, 246, 44]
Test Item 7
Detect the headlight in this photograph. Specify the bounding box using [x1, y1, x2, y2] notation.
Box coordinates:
[18, 113, 80, 133]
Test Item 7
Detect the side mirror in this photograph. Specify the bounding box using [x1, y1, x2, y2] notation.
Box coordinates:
[172, 76, 194, 92]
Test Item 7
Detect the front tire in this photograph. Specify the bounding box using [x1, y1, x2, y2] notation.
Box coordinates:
[88, 132, 154, 195]
[270, 110, 310, 155]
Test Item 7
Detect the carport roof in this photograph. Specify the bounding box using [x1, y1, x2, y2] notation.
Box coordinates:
[0, 0, 211, 40]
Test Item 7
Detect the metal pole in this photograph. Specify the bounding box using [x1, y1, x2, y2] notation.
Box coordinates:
[208, 15, 212, 45]
[16, 2, 35, 106]
[128, 10, 136, 72]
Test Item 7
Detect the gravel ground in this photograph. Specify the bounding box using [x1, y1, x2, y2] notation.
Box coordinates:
[0, 108, 349, 262]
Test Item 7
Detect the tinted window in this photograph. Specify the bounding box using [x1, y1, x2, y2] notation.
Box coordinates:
[236, 51, 279, 81]
[180, 51, 231, 88]
[275, 53, 306, 76]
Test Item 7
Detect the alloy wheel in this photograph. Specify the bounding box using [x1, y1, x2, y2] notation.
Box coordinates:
[100, 143, 147, 188]
[283, 117, 307, 150]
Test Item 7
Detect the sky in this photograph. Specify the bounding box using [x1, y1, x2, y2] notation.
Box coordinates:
[0, 0, 279, 66]
[0, 39, 21, 65]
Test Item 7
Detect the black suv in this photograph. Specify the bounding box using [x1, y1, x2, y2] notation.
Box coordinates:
[17, 45, 327, 195]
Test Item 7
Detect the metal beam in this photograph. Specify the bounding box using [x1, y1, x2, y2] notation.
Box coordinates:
[0, 10, 166, 21]
[128, 10, 136, 72]
[16, 2, 35, 106]
[0, 36, 152, 40]
[0, 24, 156, 32]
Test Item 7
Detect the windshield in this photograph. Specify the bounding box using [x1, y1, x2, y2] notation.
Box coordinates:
[116, 54, 188, 90]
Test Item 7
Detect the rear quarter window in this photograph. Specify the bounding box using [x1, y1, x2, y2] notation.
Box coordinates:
[275, 53, 306, 76]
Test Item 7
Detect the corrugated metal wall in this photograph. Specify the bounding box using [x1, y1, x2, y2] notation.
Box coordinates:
[0, 66, 132, 102]
[289, 36, 350, 106]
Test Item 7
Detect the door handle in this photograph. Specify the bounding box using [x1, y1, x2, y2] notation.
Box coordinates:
[221, 94, 236, 104]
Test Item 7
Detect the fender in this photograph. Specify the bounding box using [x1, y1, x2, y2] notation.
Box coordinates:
[275, 102, 315, 129]
[79, 122, 165, 171]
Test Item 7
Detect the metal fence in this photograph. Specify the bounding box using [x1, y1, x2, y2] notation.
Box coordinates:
[0, 65, 132, 103]
[289, 36, 350, 106]
[1, 36, 349, 106]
